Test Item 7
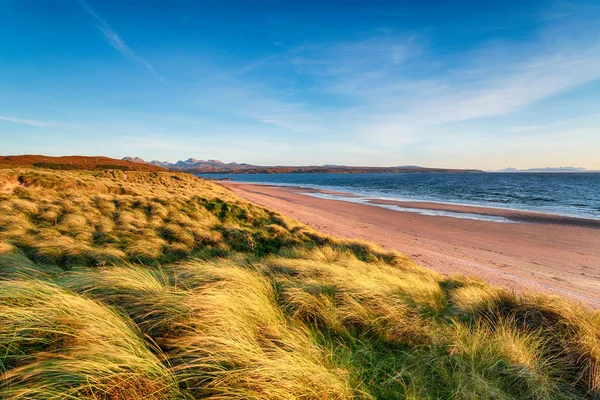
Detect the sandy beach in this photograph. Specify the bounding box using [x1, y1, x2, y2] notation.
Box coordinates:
[221, 182, 600, 308]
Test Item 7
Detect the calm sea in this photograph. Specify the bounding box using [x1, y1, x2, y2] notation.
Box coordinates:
[196, 172, 600, 221]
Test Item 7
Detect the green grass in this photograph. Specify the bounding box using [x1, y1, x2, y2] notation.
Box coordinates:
[0, 168, 598, 399]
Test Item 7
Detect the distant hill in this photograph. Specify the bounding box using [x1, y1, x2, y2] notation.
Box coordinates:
[496, 167, 589, 173]
[148, 160, 173, 168]
[210, 166, 482, 174]
[0, 155, 165, 172]
[173, 158, 233, 168]
[131, 157, 255, 171]
[123, 157, 480, 174]
[121, 156, 147, 164]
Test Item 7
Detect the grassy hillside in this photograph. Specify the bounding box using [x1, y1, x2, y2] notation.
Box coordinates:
[0, 155, 165, 172]
[0, 168, 598, 399]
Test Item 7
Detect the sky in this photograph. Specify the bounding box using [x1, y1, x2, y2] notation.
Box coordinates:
[0, 0, 599, 169]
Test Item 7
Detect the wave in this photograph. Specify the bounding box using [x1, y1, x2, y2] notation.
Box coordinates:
[300, 192, 515, 223]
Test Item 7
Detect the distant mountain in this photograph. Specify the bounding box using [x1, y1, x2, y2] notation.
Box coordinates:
[123, 157, 255, 171]
[172, 159, 240, 168]
[122, 157, 481, 174]
[496, 167, 519, 172]
[174, 158, 204, 167]
[148, 160, 173, 167]
[496, 167, 588, 173]
[122, 156, 147, 164]
[323, 164, 421, 168]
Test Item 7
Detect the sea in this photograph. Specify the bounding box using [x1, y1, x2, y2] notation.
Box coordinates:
[196, 172, 600, 222]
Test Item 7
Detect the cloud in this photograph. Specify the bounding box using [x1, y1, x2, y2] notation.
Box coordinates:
[251, 23, 599, 150]
[305, 35, 595, 120]
[507, 113, 600, 133]
[0, 116, 48, 127]
[77, 0, 158, 76]
[288, 34, 420, 92]
[408, 50, 599, 124]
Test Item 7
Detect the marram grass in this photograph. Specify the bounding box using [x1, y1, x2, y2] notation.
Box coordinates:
[0, 168, 598, 399]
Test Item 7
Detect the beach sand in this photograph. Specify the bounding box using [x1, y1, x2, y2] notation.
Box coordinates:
[221, 182, 600, 308]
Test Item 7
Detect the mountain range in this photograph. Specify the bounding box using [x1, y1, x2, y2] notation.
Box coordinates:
[121, 157, 481, 174]
[494, 167, 591, 173]
[123, 157, 252, 169]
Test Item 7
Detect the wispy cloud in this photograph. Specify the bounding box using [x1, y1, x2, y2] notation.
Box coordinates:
[0, 116, 48, 127]
[410, 51, 599, 124]
[507, 113, 600, 133]
[289, 35, 419, 86]
[286, 30, 599, 121]
[243, 23, 599, 150]
[77, 0, 159, 76]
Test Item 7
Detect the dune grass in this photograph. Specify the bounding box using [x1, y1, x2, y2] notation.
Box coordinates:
[0, 168, 598, 399]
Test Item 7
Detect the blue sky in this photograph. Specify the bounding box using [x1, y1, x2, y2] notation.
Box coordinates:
[1, 0, 599, 169]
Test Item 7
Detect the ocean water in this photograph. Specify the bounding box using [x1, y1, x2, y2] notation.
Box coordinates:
[196, 172, 600, 221]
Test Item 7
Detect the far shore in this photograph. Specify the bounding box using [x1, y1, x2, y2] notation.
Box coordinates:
[220, 181, 600, 309]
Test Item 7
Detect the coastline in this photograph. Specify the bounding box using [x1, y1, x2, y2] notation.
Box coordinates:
[221, 181, 600, 308]
[198, 171, 600, 223]
[282, 185, 600, 228]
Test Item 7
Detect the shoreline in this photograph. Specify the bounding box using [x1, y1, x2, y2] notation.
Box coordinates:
[213, 181, 600, 228]
[289, 185, 600, 228]
[221, 182, 600, 309]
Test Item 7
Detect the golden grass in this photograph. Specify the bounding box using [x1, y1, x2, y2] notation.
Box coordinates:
[0, 280, 180, 399]
[167, 261, 353, 399]
[0, 167, 598, 399]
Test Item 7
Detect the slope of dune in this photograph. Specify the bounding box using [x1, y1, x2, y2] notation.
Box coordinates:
[0, 155, 165, 172]
[0, 168, 598, 399]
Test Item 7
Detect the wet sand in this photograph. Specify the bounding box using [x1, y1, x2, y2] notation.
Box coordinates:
[221, 182, 600, 309]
